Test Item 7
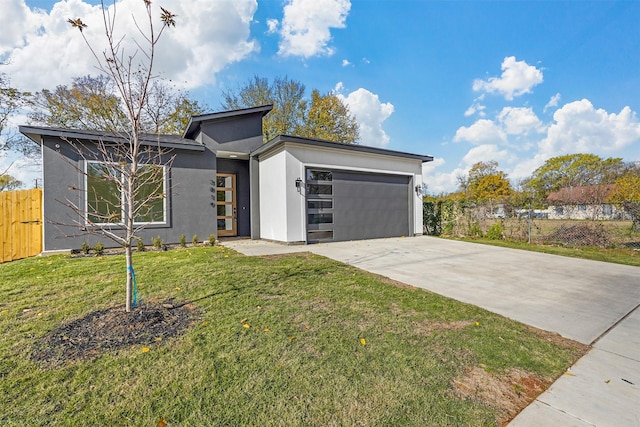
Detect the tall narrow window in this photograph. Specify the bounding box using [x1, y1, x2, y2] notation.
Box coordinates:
[86, 162, 122, 224]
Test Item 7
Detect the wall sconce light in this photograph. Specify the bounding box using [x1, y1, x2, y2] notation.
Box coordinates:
[295, 177, 303, 190]
[415, 184, 423, 196]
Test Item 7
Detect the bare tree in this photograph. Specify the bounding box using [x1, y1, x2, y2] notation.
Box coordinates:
[67, 0, 176, 312]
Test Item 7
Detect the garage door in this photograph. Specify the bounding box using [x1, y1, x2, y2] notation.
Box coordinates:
[306, 168, 411, 243]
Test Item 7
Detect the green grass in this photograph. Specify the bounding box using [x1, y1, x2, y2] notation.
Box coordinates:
[455, 237, 640, 267]
[0, 247, 586, 426]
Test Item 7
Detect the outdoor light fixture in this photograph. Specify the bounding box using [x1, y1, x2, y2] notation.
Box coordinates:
[415, 184, 423, 196]
[295, 177, 302, 189]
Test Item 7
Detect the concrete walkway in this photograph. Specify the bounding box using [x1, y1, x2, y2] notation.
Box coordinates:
[221, 236, 640, 426]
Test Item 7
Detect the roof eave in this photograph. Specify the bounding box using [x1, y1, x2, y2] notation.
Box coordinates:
[182, 104, 273, 139]
[251, 135, 433, 163]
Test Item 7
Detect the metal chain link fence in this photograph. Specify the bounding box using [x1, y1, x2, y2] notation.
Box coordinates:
[424, 201, 640, 250]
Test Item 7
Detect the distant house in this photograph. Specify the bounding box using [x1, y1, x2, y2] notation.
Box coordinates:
[546, 184, 625, 220]
[20, 105, 433, 252]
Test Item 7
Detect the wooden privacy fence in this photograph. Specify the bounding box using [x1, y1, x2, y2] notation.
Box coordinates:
[0, 188, 43, 263]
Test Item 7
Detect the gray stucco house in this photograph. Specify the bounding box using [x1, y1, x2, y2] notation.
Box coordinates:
[20, 105, 432, 252]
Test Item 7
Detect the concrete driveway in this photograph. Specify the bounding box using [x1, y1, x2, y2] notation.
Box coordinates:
[222, 236, 640, 426]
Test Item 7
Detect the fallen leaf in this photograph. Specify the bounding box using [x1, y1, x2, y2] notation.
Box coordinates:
[243, 324, 250, 329]
[158, 417, 167, 427]
[475, 321, 480, 326]
[289, 336, 296, 341]
[175, 287, 181, 291]
[263, 328, 270, 332]
[142, 347, 150, 353]
[360, 338, 366, 346]
[155, 337, 163, 342]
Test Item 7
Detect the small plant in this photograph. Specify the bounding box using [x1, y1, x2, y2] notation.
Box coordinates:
[81, 241, 90, 255]
[208, 234, 216, 246]
[486, 222, 504, 240]
[192, 234, 198, 246]
[468, 222, 483, 238]
[137, 238, 145, 252]
[179, 234, 187, 248]
[93, 241, 104, 256]
[153, 236, 163, 249]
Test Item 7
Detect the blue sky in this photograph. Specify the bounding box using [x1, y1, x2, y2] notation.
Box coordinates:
[2, 0, 639, 192]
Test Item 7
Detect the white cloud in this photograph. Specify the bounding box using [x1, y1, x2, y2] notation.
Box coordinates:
[539, 99, 640, 158]
[464, 103, 486, 117]
[473, 56, 543, 100]
[2, 0, 259, 91]
[453, 119, 507, 145]
[543, 93, 561, 113]
[277, 0, 351, 58]
[335, 84, 394, 147]
[421, 157, 463, 194]
[461, 144, 514, 167]
[266, 18, 279, 34]
[341, 59, 351, 67]
[497, 107, 542, 135]
[0, 0, 37, 52]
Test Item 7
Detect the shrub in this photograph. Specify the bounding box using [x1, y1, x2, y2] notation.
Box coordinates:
[208, 234, 216, 246]
[486, 222, 504, 240]
[152, 236, 163, 249]
[93, 241, 104, 256]
[468, 222, 483, 238]
[179, 234, 187, 248]
[136, 238, 145, 252]
[81, 241, 90, 255]
[192, 234, 198, 245]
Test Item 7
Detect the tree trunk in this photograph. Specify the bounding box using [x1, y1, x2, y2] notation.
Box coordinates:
[125, 244, 133, 312]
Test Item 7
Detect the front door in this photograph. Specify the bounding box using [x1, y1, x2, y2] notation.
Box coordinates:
[216, 173, 237, 237]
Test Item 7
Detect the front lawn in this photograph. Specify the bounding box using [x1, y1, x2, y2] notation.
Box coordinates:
[0, 247, 586, 426]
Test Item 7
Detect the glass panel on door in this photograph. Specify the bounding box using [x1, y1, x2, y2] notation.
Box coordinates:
[216, 173, 236, 237]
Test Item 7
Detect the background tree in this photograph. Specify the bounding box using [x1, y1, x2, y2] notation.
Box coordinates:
[0, 71, 24, 135]
[459, 161, 511, 203]
[68, 0, 177, 312]
[299, 89, 359, 143]
[0, 70, 37, 159]
[0, 172, 22, 191]
[608, 162, 640, 230]
[30, 74, 205, 134]
[523, 154, 626, 205]
[222, 75, 359, 143]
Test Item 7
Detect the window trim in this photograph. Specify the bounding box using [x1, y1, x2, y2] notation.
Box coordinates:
[84, 160, 167, 226]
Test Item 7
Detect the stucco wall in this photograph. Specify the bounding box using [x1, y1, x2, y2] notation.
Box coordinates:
[256, 142, 424, 243]
[258, 148, 289, 242]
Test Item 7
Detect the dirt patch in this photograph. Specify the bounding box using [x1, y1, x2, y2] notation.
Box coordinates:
[412, 320, 473, 335]
[453, 365, 550, 426]
[377, 275, 418, 290]
[525, 325, 590, 353]
[32, 300, 196, 365]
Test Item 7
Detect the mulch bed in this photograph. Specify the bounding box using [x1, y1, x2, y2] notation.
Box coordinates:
[31, 300, 196, 365]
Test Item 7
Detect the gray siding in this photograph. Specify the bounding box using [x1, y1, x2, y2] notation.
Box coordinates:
[41, 136, 218, 251]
